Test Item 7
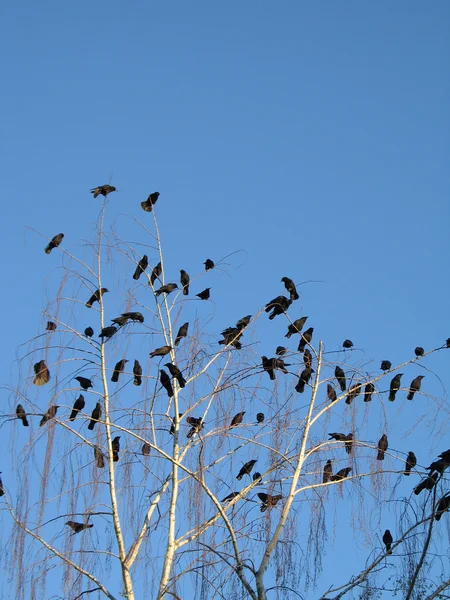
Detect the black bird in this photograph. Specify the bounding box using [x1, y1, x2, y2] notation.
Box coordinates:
[435, 494, 450, 521]
[142, 443, 151, 456]
[196, 288, 211, 300]
[66, 521, 94, 534]
[405, 451, 417, 476]
[74, 376, 93, 390]
[331, 467, 352, 482]
[414, 472, 438, 495]
[236, 459, 257, 480]
[380, 360, 392, 371]
[377, 434, 388, 460]
[91, 184, 116, 198]
[33, 360, 50, 386]
[334, 366, 346, 392]
[99, 326, 118, 341]
[329, 432, 347, 442]
[112, 436, 120, 462]
[69, 395, 85, 421]
[186, 418, 204, 438]
[285, 317, 308, 338]
[236, 315, 252, 330]
[180, 270, 190, 295]
[229, 411, 245, 428]
[44, 233, 64, 254]
[155, 283, 178, 296]
[159, 369, 174, 398]
[426, 458, 449, 475]
[111, 359, 128, 383]
[281, 277, 299, 301]
[253, 472, 262, 483]
[150, 345, 173, 359]
[265, 295, 292, 320]
[344, 433, 354, 455]
[388, 374, 403, 402]
[84, 326, 94, 338]
[186, 416, 202, 427]
[222, 492, 239, 503]
[303, 349, 312, 369]
[169, 413, 184, 435]
[256, 412, 265, 424]
[219, 327, 243, 349]
[323, 459, 333, 483]
[46, 321, 57, 331]
[343, 339, 353, 349]
[110, 315, 129, 327]
[121, 311, 144, 323]
[175, 322, 189, 346]
[363, 382, 375, 402]
[382, 530, 393, 554]
[261, 356, 275, 380]
[16, 404, 29, 426]
[258, 492, 282, 512]
[140, 191, 160, 212]
[346, 383, 361, 405]
[133, 360, 142, 386]
[204, 259, 214, 271]
[327, 384, 337, 403]
[276, 346, 287, 356]
[40, 405, 58, 427]
[150, 262, 162, 285]
[407, 375, 425, 400]
[88, 402, 102, 430]
[164, 363, 186, 388]
[295, 368, 312, 393]
[0, 473, 4, 497]
[274, 358, 290, 373]
[85, 288, 109, 308]
[94, 446, 105, 468]
[133, 255, 148, 280]
[414, 346, 424, 357]
[298, 327, 313, 353]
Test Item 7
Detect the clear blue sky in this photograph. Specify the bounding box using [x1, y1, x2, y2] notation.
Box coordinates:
[1, 2, 449, 599]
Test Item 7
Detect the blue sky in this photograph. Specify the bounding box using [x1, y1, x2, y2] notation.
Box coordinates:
[1, 2, 449, 599]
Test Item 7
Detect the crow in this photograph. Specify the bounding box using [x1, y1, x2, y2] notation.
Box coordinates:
[331, 467, 352, 481]
[380, 360, 392, 371]
[121, 311, 144, 323]
[328, 432, 347, 442]
[164, 363, 186, 388]
[94, 445, 105, 468]
[363, 382, 375, 402]
[150, 345, 173, 359]
[111, 359, 128, 383]
[186, 416, 202, 427]
[258, 492, 282, 512]
[435, 494, 450, 521]
[298, 327, 313, 353]
[261, 356, 275, 380]
[407, 375, 424, 400]
[256, 412, 265, 424]
[84, 326, 94, 338]
[236, 459, 257, 480]
[142, 443, 151, 456]
[236, 315, 252, 330]
[66, 521, 94, 534]
[16, 404, 29, 426]
[99, 326, 118, 341]
[133, 360, 142, 386]
[186, 419, 204, 438]
[110, 316, 132, 327]
[155, 283, 178, 296]
[334, 366, 346, 392]
[219, 327, 243, 349]
[265, 295, 292, 320]
[323, 459, 333, 483]
[346, 383, 361, 405]
[88, 402, 102, 430]
[69, 395, 85, 421]
[426, 459, 449, 475]
[276, 346, 287, 356]
[253, 472, 262, 482]
[281, 277, 299, 301]
[175, 322, 189, 346]
[46, 321, 57, 331]
[222, 492, 239, 503]
[405, 451, 417, 476]
[44, 233, 64, 254]
[229, 411, 245, 428]
[414, 472, 438, 495]
[327, 384, 337, 403]
[303, 349, 312, 368]
[140, 191, 160, 212]
[274, 358, 290, 373]
[382, 530, 393, 554]
[180, 270, 190, 295]
[414, 346, 424, 357]
[160, 369, 174, 398]
[285, 317, 308, 338]
[377, 434, 388, 460]
[33, 360, 50, 386]
[388, 374, 403, 401]
[344, 433, 354, 455]
[196, 288, 211, 300]
[74, 376, 93, 390]
[85, 288, 109, 308]
[342, 339, 353, 349]
[133, 255, 148, 280]
[150, 262, 162, 285]
[295, 368, 312, 393]
[91, 184, 116, 198]
[204, 259, 214, 271]
[40, 405, 58, 427]
[112, 436, 120, 462]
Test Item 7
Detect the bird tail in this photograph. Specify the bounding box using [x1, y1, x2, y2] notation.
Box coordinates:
[407, 392, 414, 400]
[388, 392, 396, 402]
[404, 469, 410, 476]
[236, 475, 242, 481]
[292, 292, 299, 300]
[69, 411, 77, 421]
[22, 417, 29, 426]
[285, 332, 292, 339]
[85, 301, 93, 308]
[377, 451, 385, 460]
[177, 376, 186, 388]
[134, 376, 141, 386]
[295, 382, 305, 393]
[44, 244, 52, 254]
[133, 269, 140, 280]
[111, 373, 119, 383]
[183, 286, 189, 295]
[88, 422, 95, 431]
[268, 313, 276, 320]
[155, 290, 162, 297]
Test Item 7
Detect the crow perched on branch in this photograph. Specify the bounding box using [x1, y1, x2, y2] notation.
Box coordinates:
[342, 339, 353, 349]
[414, 472, 438, 495]
[69, 395, 85, 421]
[323, 459, 333, 483]
[295, 368, 312, 393]
[99, 326, 118, 341]
[285, 317, 308, 338]
[175, 322, 189, 346]
[133, 255, 148, 280]
[164, 363, 186, 388]
[363, 382, 375, 402]
[46, 321, 56, 331]
[186, 417, 204, 438]
[94, 446, 105, 468]
[133, 360, 142, 386]
[219, 327, 243, 349]
[236, 460, 257, 480]
[256, 413, 265, 423]
[141, 192, 160, 212]
[404, 451, 417, 476]
[331, 467, 351, 482]
[111, 359, 128, 383]
[90, 184, 116, 198]
[346, 383, 361, 405]
[229, 412, 245, 428]
[112, 312, 144, 326]
[160, 370, 174, 398]
[388, 374, 403, 402]
[142, 443, 151, 456]
[204, 259, 214, 271]
[150, 262, 162, 285]
[66, 521, 94, 534]
[415, 346, 424, 357]
[40, 405, 58, 427]
[377, 434, 388, 460]
[112, 436, 120, 462]
[74, 376, 93, 390]
[298, 327, 313, 353]
[222, 492, 239, 503]
[88, 402, 102, 430]
[235, 315, 252, 330]
[33, 360, 50, 386]
[334, 366, 346, 392]
[16, 404, 29, 426]
[380, 360, 392, 371]
[85, 288, 109, 308]
[44, 233, 64, 254]
[276, 346, 287, 356]
[382, 530, 393, 554]
[435, 494, 450, 521]
[196, 288, 211, 300]
[180, 270, 190, 295]
[265, 295, 292, 320]
[155, 283, 178, 296]
[327, 384, 337, 403]
[258, 493, 282, 512]
[407, 375, 424, 400]
[281, 277, 299, 301]
[84, 326, 94, 338]
[150, 345, 173, 359]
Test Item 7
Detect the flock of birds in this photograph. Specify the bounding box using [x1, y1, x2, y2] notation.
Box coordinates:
[4, 184, 450, 533]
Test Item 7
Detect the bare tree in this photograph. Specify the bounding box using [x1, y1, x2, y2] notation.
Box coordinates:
[1, 196, 449, 600]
